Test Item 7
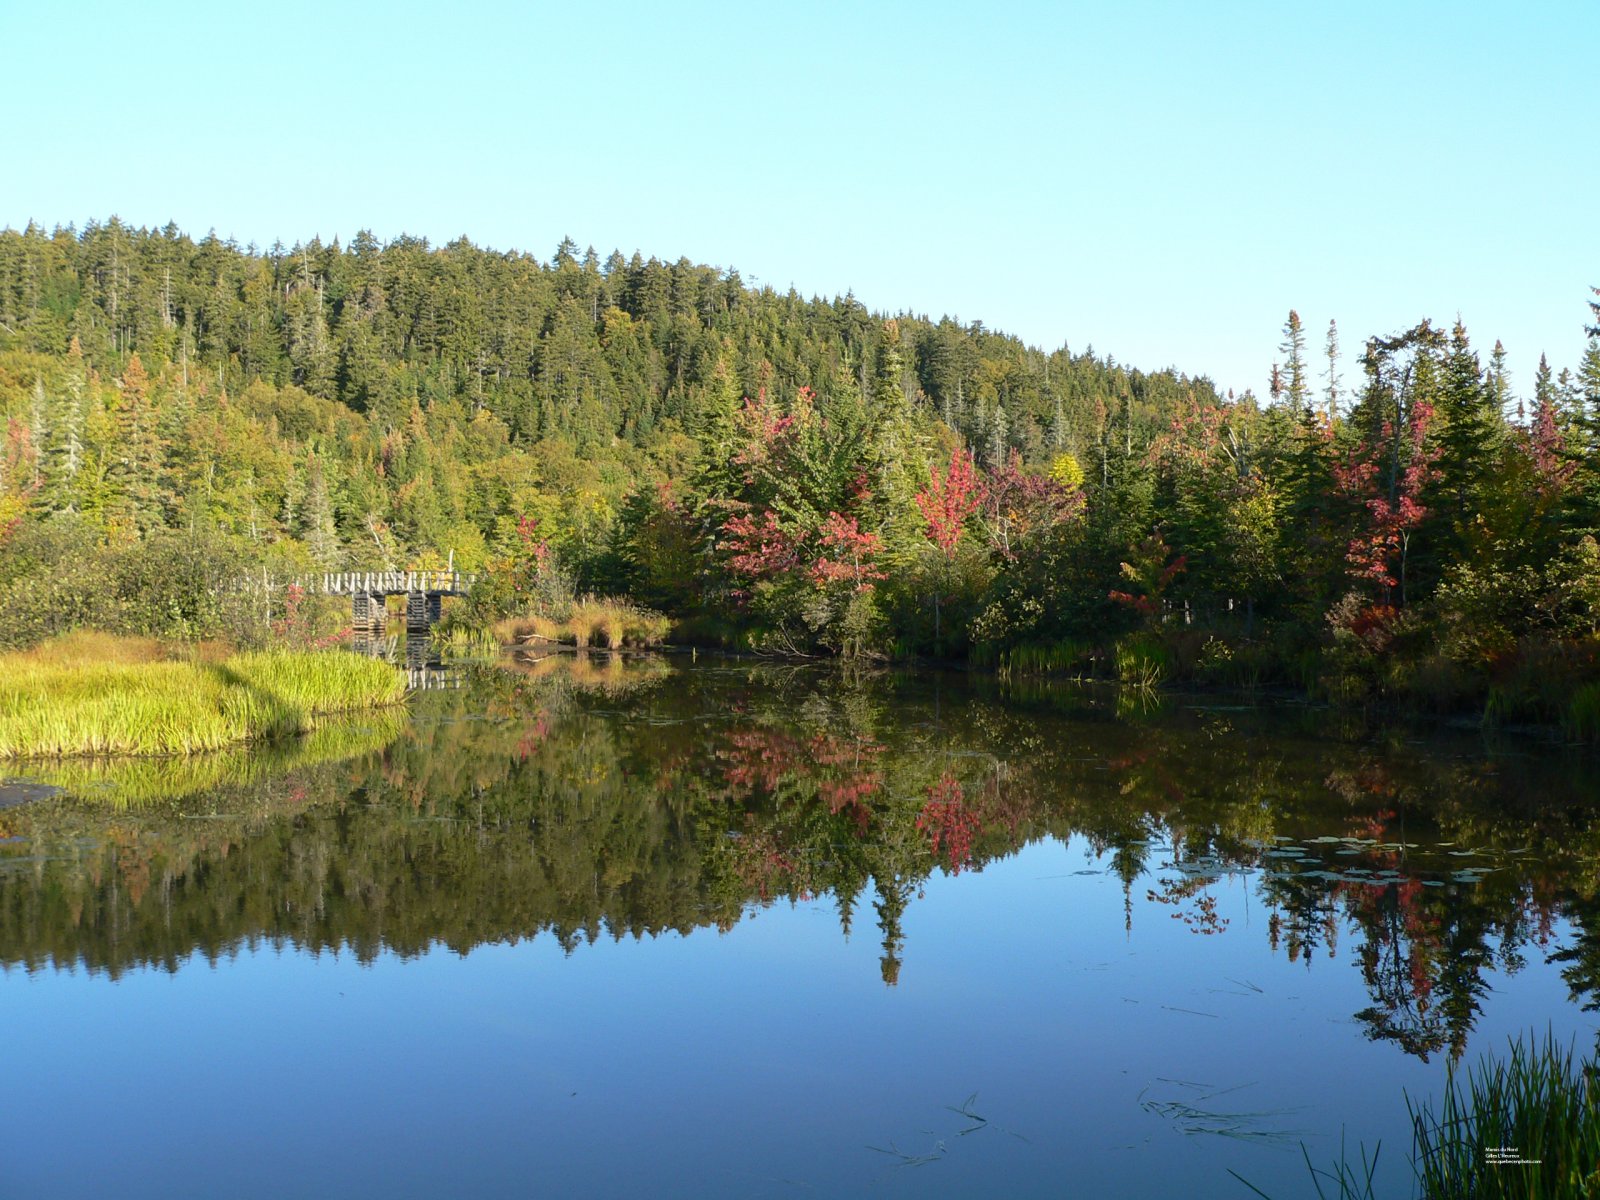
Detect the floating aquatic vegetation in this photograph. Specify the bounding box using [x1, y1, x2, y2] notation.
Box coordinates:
[1139, 1079, 1303, 1143]
[868, 1093, 1026, 1169]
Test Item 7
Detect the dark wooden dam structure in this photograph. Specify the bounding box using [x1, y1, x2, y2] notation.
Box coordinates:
[301, 570, 475, 636]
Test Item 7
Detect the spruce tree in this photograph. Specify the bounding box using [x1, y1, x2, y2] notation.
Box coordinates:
[1574, 297, 1600, 532]
[1426, 320, 1498, 570]
[1487, 340, 1513, 421]
[302, 450, 341, 567]
[1279, 310, 1309, 414]
[1324, 319, 1341, 419]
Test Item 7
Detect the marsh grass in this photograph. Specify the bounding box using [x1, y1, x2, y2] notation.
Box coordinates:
[13, 629, 230, 669]
[1232, 1033, 1600, 1199]
[1562, 682, 1600, 743]
[0, 641, 407, 758]
[998, 640, 1098, 678]
[495, 597, 670, 650]
[431, 624, 502, 659]
[1408, 1032, 1600, 1199]
[1116, 635, 1170, 688]
[1231, 1136, 1380, 1200]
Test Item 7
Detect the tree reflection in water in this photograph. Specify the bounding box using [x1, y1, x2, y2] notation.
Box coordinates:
[2, 653, 1598, 1062]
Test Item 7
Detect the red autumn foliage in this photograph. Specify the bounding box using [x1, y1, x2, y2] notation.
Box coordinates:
[271, 583, 351, 649]
[978, 451, 1081, 559]
[809, 512, 886, 591]
[730, 387, 801, 483]
[1108, 536, 1186, 619]
[916, 771, 981, 873]
[1529, 394, 1575, 495]
[722, 509, 801, 581]
[915, 447, 983, 559]
[516, 515, 551, 572]
[1332, 402, 1440, 591]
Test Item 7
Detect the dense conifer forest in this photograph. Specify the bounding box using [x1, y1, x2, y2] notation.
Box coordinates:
[1, 219, 1597, 726]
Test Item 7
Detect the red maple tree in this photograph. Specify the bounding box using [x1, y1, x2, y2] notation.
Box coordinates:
[915, 447, 983, 559]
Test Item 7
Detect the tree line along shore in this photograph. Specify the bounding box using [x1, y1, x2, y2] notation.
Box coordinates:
[1, 220, 1597, 736]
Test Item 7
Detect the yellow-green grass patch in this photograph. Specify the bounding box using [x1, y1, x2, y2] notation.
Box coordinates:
[0, 648, 407, 758]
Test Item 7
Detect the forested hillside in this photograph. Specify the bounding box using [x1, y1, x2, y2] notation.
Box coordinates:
[1, 219, 1598, 724]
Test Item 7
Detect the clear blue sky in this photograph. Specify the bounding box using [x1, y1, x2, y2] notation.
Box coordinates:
[4, 0, 1596, 399]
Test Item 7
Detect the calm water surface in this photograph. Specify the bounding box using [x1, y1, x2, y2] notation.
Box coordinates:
[3, 655, 1597, 1198]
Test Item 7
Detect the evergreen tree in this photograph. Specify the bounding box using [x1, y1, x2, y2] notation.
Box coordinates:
[301, 449, 340, 567]
[1534, 353, 1557, 428]
[1280, 310, 1309, 414]
[44, 337, 86, 512]
[107, 352, 170, 535]
[1487, 340, 1513, 421]
[1324, 319, 1341, 419]
[1423, 320, 1499, 577]
[1574, 291, 1600, 532]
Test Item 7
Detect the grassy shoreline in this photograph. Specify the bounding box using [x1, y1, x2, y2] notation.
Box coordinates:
[0, 635, 407, 758]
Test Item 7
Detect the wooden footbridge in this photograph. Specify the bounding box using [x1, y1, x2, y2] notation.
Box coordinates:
[298, 570, 476, 636]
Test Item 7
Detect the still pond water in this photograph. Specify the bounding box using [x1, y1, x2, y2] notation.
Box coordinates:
[3, 654, 1598, 1198]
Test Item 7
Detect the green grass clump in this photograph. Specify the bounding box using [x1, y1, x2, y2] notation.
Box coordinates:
[0, 647, 406, 758]
[1000, 639, 1096, 677]
[1115, 634, 1170, 688]
[431, 623, 502, 659]
[1563, 682, 1600, 743]
[1235, 1032, 1600, 1199]
[1409, 1032, 1600, 1199]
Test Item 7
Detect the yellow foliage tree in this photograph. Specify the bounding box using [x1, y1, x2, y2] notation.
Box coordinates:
[1049, 452, 1085, 491]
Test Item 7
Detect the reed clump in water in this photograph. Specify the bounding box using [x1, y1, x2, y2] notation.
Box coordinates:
[1563, 681, 1600, 742]
[430, 623, 502, 659]
[1234, 1031, 1600, 1199]
[1409, 1032, 1600, 1198]
[0, 636, 407, 758]
[494, 597, 670, 650]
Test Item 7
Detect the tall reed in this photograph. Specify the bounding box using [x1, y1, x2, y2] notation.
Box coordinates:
[1115, 635, 1169, 688]
[431, 624, 502, 659]
[1408, 1032, 1600, 1198]
[1236, 1032, 1600, 1199]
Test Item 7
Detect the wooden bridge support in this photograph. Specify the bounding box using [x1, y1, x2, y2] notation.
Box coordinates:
[351, 592, 388, 637]
[403, 591, 442, 633]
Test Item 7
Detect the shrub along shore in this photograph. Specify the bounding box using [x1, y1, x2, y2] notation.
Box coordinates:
[0, 634, 407, 758]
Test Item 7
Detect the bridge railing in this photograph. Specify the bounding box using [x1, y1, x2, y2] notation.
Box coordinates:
[294, 571, 477, 596]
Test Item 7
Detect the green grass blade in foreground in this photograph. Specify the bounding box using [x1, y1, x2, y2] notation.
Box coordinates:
[1228, 1131, 1379, 1200]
